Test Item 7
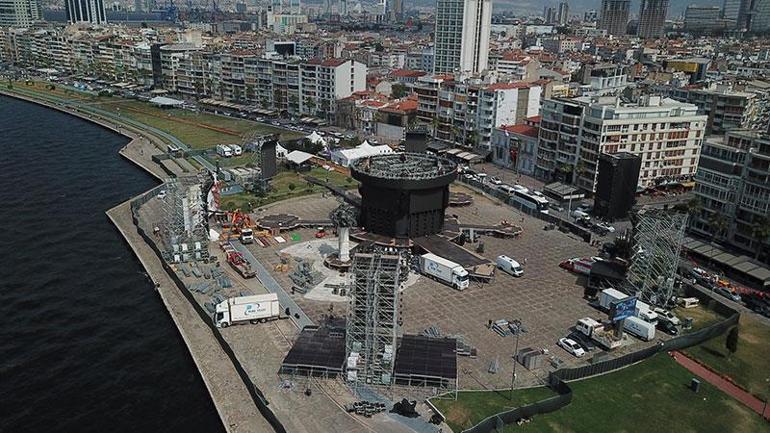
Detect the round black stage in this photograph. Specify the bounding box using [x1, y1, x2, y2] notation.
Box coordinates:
[350, 153, 457, 239]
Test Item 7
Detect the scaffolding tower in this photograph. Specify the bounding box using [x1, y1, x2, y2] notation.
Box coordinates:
[160, 176, 210, 263]
[625, 210, 687, 307]
[346, 251, 402, 389]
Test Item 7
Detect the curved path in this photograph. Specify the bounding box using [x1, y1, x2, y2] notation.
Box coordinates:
[671, 351, 769, 419]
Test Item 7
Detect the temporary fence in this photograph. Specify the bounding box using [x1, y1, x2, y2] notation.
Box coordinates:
[129, 187, 288, 433]
[459, 301, 740, 433]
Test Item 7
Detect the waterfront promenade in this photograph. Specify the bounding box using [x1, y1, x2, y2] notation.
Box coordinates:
[1, 88, 274, 433]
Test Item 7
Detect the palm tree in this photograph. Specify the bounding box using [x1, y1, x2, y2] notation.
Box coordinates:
[751, 215, 770, 260]
[708, 213, 729, 244]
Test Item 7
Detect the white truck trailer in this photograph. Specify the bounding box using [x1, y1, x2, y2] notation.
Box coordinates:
[418, 253, 470, 290]
[598, 288, 630, 310]
[623, 316, 656, 341]
[214, 293, 280, 328]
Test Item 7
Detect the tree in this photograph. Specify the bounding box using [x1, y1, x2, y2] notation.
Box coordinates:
[674, 196, 701, 215]
[288, 183, 296, 191]
[391, 83, 408, 99]
[726, 326, 739, 356]
[708, 213, 729, 244]
[751, 215, 770, 260]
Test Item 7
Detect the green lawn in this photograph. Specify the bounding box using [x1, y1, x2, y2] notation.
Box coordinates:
[676, 303, 725, 332]
[96, 100, 301, 149]
[431, 388, 557, 432]
[11, 80, 303, 150]
[507, 354, 770, 433]
[685, 313, 770, 401]
[432, 354, 769, 433]
[220, 167, 358, 211]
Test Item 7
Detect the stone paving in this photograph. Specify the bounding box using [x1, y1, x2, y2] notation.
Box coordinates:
[242, 186, 667, 393]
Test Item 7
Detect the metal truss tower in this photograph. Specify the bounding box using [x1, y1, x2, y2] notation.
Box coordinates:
[625, 210, 687, 307]
[159, 176, 210, 263]
[346, 251, 402, 387]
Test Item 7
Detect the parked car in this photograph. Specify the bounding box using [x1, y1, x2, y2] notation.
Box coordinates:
[653, 308, 681, 326]
[571, 209, 590, 220]
[596, 222, 616, 233]
[489, 176, 503, 185]
[657, 320, 679, 336]
[558, 337, 586, 357]
[715, 287, 742, 303]
[567, 331, 597, 352]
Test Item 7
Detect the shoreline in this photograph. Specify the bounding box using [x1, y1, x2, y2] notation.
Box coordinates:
[0, 89, 273, 433]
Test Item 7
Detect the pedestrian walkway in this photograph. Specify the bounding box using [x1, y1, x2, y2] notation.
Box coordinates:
[232, 242, 314, 329]
[671, 351, 769, 419]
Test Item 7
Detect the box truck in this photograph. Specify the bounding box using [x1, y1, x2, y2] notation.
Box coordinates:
[623, 316, 655, 341]
[575, 317, 622, 350]
[214, 293, 280, 328]
[419, 253, 469, 290]
[216, 144, 233, 157]
[634, 300, 658, 324]
[598, 288, 631, 310]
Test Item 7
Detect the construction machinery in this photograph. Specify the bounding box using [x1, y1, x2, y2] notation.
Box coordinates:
[226, 250, 256, 279]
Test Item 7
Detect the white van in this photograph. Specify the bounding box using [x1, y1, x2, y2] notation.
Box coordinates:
[496, 255, 524, 277]
[230, 144, 243, 156]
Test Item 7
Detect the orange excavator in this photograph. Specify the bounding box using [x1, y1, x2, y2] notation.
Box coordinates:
[222, 209, 255, 240]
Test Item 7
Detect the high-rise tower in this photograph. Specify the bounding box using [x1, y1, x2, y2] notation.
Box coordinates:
[598, 0, 630, 36]
[65, 0, 107, 24]
[637, 0, 668, 38]
[433, 0, 492, 74]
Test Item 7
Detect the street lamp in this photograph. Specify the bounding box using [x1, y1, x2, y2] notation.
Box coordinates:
[509, 319, 528, 401]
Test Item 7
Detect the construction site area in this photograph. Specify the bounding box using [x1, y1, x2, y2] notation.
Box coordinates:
[130, 151, 703, 433]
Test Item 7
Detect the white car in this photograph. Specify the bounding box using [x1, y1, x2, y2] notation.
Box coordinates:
[558, 337, 586, 357]
[653, 308, 681, 326]
[597, 222, 616, 233]
[489, 176, 503, 185]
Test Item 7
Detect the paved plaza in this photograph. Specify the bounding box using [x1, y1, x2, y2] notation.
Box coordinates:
[244, 187, 662, 391]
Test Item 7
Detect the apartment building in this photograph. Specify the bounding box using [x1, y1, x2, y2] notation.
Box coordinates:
[691, 129, 770, 261]
[0, 0, 40, 27]
[491, 123, 539, 175]
[415, 74, 541, 150]
[494, 52, 540, 81]
[537, 96, 707, 192]
[476, 82, 541, 150]
[678, 87, 766, 135]
[433, 0, 492, 74]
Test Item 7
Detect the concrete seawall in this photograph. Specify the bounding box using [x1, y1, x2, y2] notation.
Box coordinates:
[1, 89, 274, 433]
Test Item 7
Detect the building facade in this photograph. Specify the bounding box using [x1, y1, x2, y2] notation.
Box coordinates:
[598, 0, 630, 36]
[0, 0, 40, 27]
[433, 0, 492, 74]
[691, 129, 770, 262]
[537, 96, 707, 192]
[492, 124, 539, 175]
[65, 0, 107, 24]
[637, 0, 668, 38]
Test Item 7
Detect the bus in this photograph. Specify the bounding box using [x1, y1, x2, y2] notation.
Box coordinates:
[510, 188, 550, 214]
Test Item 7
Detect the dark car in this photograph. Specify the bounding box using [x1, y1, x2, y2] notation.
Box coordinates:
[657, 320, 679, 336]
[567, 331, 597, 351]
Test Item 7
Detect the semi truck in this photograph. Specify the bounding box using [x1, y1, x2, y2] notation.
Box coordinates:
[575, 317, 622, 350]
[418, 253, 470, 290]
[214, 293, 280, 328]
